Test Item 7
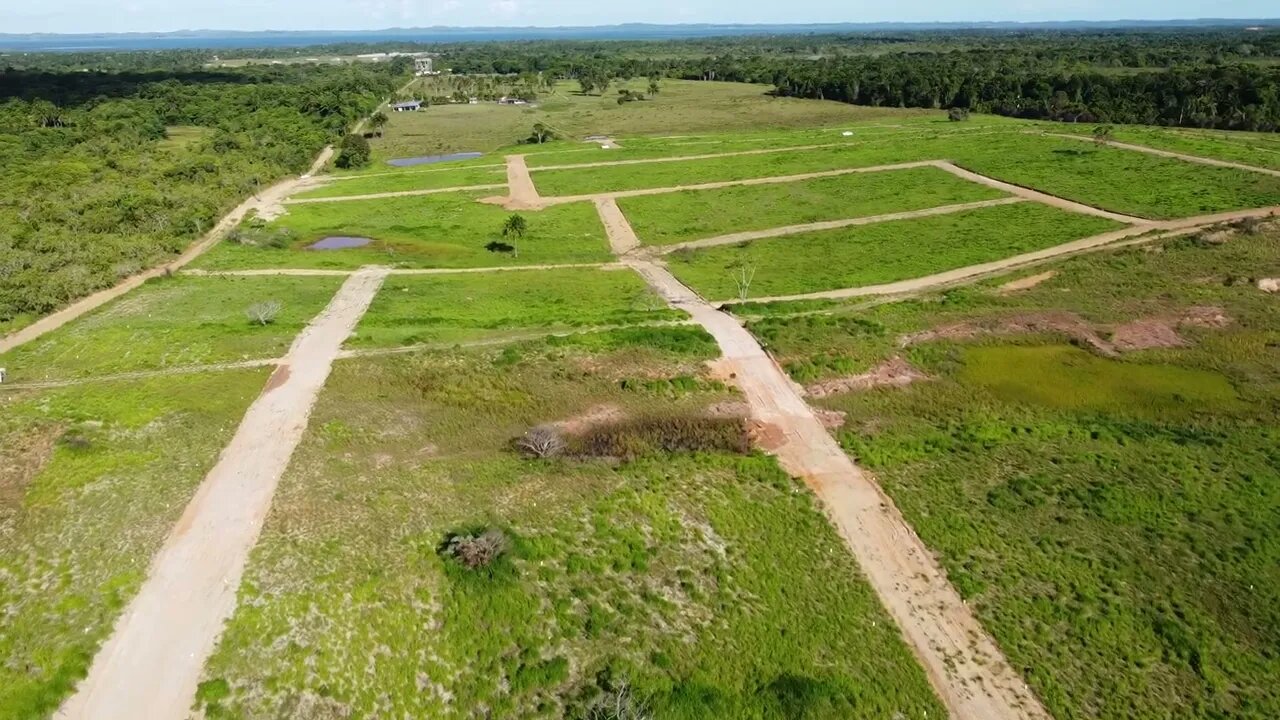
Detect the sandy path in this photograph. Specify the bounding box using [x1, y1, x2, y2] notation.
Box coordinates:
[594, 197, 1047, 718]
[57, 268, 388, 720]
[537, 160, 940, 207]
[594, 198, 642, 254]
[936, 161, 1150, 224]
[626, 257, 1049, 720]
[1045, 132, 1280, 177]
[283, 183, 506, 204]
[504, 154, 542, 209]
[0, 358, 280, 392]
[652, 197, 1026, 254]
[323, 162, 506, 181]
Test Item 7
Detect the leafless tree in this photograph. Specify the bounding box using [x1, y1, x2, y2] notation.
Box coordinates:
[517, 425, 565, 458]
[245, 300, 283, 326]
[445, 529, 510, 569]
[586, 682, 652, 720]
[729, 263, 757, 302]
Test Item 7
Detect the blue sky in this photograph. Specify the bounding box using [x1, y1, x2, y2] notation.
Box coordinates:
[3, 0, 1275, 34]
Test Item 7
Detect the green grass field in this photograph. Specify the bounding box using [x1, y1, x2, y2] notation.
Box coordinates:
[666, 201, 1122, 300]
[361, 79, 931, 162]
[619, 165, 1007, 246]
[0, 275, 341, 381]
[1043, 123, 1280, 172]
[192, 193, 611, 271]
[0, 371, 269, 719]
[531, 126, 1280, 219]
[195, 335, 945, 719]
[742, 226, 1280, 719]
[347, 267, 682, 348]
[293, 164, 507, 199]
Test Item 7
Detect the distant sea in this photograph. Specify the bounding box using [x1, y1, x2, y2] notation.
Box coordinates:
[1, 20, 1275, 52]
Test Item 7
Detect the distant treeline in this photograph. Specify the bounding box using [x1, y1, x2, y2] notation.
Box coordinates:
[0, 62, 402, 324]
[431, 30, 1280, 131]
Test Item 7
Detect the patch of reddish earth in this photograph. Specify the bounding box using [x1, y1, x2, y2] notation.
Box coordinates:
[813, 407, 848, 430]
[704, 400, 750, 419]
[900, 311, 1116, 357]
[1180, 306, 1233, 328]
[1110, 320, 1187, 352]
[805, 357, 928, 398]
[0, 424, 61, 508]
[997, 270, 1057, 294]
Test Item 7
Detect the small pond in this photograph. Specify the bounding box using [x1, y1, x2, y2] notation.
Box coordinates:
[308, 236, 372, 250]
[386, 152, 484, 167]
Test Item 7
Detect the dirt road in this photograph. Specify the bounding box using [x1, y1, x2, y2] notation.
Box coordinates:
[504, 154, 542, 209]
[1045, 132, 1280, 178]
[595, 191, 1048, 719]
[530, 141, 849, 172]
[652, 197, 1026, 254]
[57, 268, 388, 720]
[594, 198, 642, 254]
[626, 256, 1049, 720]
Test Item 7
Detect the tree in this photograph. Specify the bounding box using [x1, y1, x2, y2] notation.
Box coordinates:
[335, 133, 371, 169]
[368, 111, 388, 137]
[530, 122, 554, 144]
[502, 213, 528, 257]
[578, 76, 596, 95]
[947, 107, 970, 122]
[1092, 124, 1115, 146]
[648, 78, 661, 97]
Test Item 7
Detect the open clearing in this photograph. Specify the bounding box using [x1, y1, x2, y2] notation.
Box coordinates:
[4, 92, 1279, 720]
[666, 201, 1124, 300]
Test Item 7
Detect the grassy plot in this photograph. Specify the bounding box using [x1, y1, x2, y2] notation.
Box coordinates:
[667, 201, 1123, 300]
[192, 193, 611, 271]
[1043, 124, 1280, 172]
[363, 79, 930, 161]
[0, 370, 269, 720]
[618, 164, 1007, 246]
[748, 228, 1280, 719]
[197, 338, 944, 719]
[741, 225, 1280, 382]
[0, 275, 341, 382]
[347, 267, 682, 348]
[293, 164, 507, 199]
[949, 132, 1280, 219]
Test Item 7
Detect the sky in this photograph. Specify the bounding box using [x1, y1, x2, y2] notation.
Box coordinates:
[2, 0, 1275, 35]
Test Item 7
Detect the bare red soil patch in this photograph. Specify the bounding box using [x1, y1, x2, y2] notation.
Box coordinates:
[997, 270, 1057, 294]
[552, 404, 626, 434]
[806, 357, 929, 398]
[901, 311, 1116, 356]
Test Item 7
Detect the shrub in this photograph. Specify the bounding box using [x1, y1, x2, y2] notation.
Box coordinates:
[947, 107, 971, 122]
[441, 528, 510, 570]
[245, 300, 283, 326]
[570, 415, 750, 460]
[516, 425, 566, 458]
[335, 133, 371, 169]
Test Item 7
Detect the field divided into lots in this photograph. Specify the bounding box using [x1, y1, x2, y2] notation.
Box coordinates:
[193, 193, 612, 271]
[194, 335, 946, 719]
[531, 130, 1280, 219]
[347, 267, 681, 349]
[666, 201, 1125, 300]
[0, 275, 342, 381]
[292, 165, 508, 199]
[619, 165, 1007, 246]
[0, 371, 270, 719]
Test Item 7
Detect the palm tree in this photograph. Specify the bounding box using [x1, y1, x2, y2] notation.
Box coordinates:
[502, 214, 528, 257]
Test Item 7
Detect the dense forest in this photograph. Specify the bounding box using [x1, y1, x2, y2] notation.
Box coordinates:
[0, 62, 402, 327]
